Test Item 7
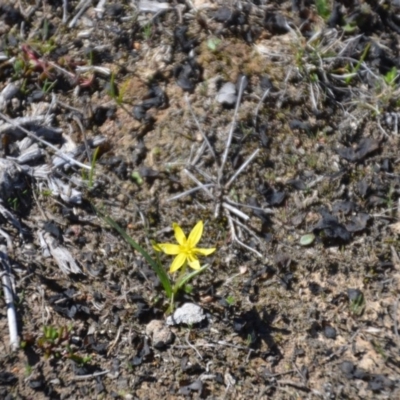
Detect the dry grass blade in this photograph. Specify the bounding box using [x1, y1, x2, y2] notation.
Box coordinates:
[225, 148, 260, 189]
[39, 231, 83, 275]
[185, 94, 217, 163]
[166, 183, 215, 202]
[0, 112, 91, 170]
[218, 75, 246, 184]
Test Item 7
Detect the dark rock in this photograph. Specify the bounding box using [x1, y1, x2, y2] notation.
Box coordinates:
[43, 221, 63, 243]
[353, 368, 367, 380]
[264, 12, 290, 34]
[327, 2, 343, 28]
[0, 5, 23, 25]
[214, 7, 233, 23]
[347, 288, 363, 302]
[0, 372, 17, 385]
[28, 379, 44, 390]
[260, 75, 274, 91]
[323, 326, 337, 339]
[258, 183, 286, 206]
[174, 26, 197, 53]
[174, 61, 201, 92]
[286, 179, 307, 191]
[345, 213, 370, 233]
[133, 105, 146, 121]
[336, 138, 380, 162]
[313, 210, 351, 243]
[340, 360, 354, 377]
[332, 201, 356, 215]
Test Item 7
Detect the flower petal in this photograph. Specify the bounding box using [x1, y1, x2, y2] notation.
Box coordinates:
[155, 243, 181, 255]
[194, 247, 216, 256]
[188, 221, 203, 247]
[187, 254, 201, 270]
[173, 223, 186, 245]
[169, 253, 187, 273]
[152, 242, 162, 252]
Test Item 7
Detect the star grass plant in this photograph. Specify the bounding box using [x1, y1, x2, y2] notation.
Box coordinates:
[153, 221, 216, 273]
[96, 207, 215, 313]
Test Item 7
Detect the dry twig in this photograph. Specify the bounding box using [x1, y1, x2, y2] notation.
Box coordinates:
[0, 246, 19, 351]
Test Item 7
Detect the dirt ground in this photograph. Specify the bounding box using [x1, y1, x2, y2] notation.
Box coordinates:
[1, 0, 400, 399]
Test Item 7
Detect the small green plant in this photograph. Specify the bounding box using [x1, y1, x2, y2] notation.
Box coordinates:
[386, 184, 395, 210]
[131, 171, 143, 185]
[384, 67, 398, 87]
[42, 18, 50, 41]
[345, 42, 371, 85]
[143, 23, 153, 41]
[29, 324, 91, 363]
[87, 49, 94, 66]
[7, 197, 19, 211]
[310, 72, 319, 84]
[42, 78, 56, 94]
[13, 58, 26, 78]
[107, 72, 119, 102]
[245, 333, 253, 347]
[295, 47, 305, 70]
[37, 325, 69, 358]
[207, 38, 221, 52]
[24, 364, 33, 376]
[371, 339, 387, 360]
[81, 147, 100, 189]
[342, 22, 357, 33]
[225, 295, 236, 306]
[107, 73, 126, 106]
[183, 284, 193, 294]
[315, 0, 330, 20]
[67, 347, 92, 366]
[349, 292, 365, 316]
[40, 189, 53, 197]
[96, 208, 216, 313]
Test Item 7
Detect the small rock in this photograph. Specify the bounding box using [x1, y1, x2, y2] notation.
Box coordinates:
[323, 326, 337, 339]
[347, 288, 363, 301]
[353, 368, 367, 380]
[166, 303, 206, 326]
[145, 320, 174, 348]
[368, 374, 394, 392]
[340, 360, 354, 378]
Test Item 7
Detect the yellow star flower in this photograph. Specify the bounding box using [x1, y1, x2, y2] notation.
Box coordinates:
[153, 221, 216, 273]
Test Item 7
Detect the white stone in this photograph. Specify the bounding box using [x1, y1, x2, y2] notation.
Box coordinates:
[166, 303, 206, 326]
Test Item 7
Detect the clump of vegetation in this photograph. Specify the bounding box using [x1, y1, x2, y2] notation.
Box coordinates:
[22, 325, 91, 365]
[98, 211, 216, 313]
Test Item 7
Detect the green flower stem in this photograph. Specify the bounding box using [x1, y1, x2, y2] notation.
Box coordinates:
[176, 262, 187, 287]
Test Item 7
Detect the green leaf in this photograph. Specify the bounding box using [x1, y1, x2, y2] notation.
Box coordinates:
[207, 38, 221, 51]
[89, 146, 100, 188]
[384, 67, 397, 86]
[183, 284, 193, 294]
[300, 233, 315, 246]
[173, 264, 209, 294]
[350, 293, 365, 316]
[131, 171, 143, 185]
[94, 206, 172, 298]
[315, 0, 330, 20]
